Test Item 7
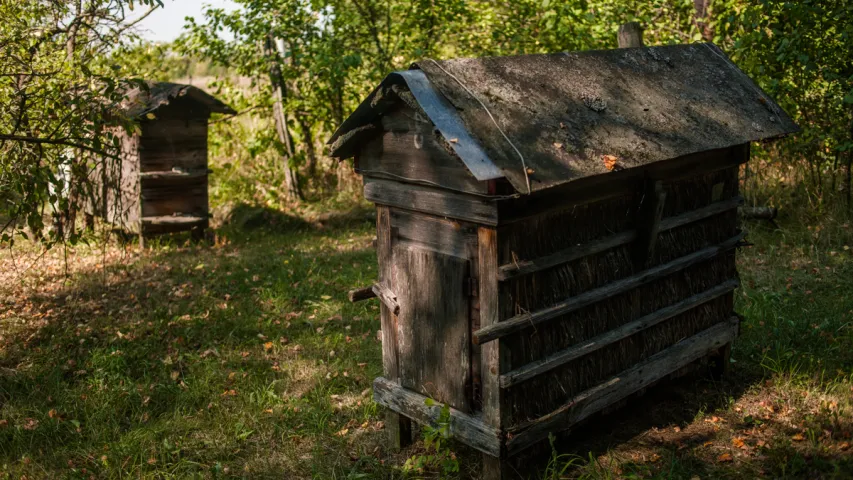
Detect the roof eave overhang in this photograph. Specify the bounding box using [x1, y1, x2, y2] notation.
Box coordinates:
[328, 69, 504, 182]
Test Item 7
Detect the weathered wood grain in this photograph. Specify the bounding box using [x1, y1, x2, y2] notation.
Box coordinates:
[497, 146, 747, 224]
[395, 245, 471, 410]
[499, 279, 740, 388]
[477, 227, 509, 473]
[475, 231, 745, 344]
[373, 377, 502, 457]
[376, 205, 413, 450]
[391, 209, 478, 259]
[348, 285, 377, 303]
[497, 195, 743, 281]
[372, 282, 401, 316]
[505, 318, 739, 455]
[357, 106, 487, 194]
[632, 180, 666, 266]
[364, 177, 498, 226]
[618, 22, 644, 48]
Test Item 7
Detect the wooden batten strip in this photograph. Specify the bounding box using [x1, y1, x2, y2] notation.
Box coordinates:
[498, 196, 743, 281]
[364, 177, 499, 226]
[475, 231, 745, 345]
[372, 282, 400, 316]
[348, 285, 377, 303]
[139, 169, 212, 180]
[373, 377, 503, 457]
[499, 278, 740, 388]
[505, 317, 739, 455]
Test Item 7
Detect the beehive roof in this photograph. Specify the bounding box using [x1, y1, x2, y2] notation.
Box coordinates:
[122, 82, 236, 118]
[330, 43, 798, 194]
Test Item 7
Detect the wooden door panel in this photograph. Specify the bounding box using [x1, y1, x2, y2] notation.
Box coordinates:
[394, 244, 471, 411]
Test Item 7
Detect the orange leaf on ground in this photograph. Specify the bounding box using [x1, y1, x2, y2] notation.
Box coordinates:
[792, 433, 805, 441]
[717, 453, 733, 462]
[263, 341, 273, 351]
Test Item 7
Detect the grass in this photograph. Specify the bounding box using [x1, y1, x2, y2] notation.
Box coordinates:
[0, 198, 851, 479]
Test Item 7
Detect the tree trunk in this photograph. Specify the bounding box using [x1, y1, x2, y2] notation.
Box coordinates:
[298, 113, 317, 178]
[264, 36, 302, 201]
[693, 0, 714, 41]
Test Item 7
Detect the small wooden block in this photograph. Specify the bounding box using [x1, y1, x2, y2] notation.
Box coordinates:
[386, 410, 413, 451]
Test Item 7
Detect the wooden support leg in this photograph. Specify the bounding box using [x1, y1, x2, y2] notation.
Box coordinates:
[709, 342, 732, 380]
[191, 227, 205, 243]
[138, 232, 146, 250]
[386, 410, 413, 451]
[482, 454, 515, 480]
[84, 213, 95, 232]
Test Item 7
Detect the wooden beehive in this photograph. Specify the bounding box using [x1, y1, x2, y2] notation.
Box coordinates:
[332, 44, 797, 478]
[88, 82, 235, 246]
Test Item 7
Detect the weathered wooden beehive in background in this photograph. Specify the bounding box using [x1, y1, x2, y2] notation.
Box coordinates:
[88, 82, 235, 246]
[334, 41, 797, 478]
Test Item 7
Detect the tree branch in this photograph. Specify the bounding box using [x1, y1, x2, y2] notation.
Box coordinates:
[0, 134, 117, 158]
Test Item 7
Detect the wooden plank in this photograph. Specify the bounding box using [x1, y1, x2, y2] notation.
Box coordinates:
[477, 227, 506, 466]
[372, 282, 400, 316]
[632, 180, 666, 267]
[497, 195, 743, 281]
[141, 215, 208, 235]
[376, 205, 413, 450]
[379, 209, 415, 450]
[356, 106, 488, 194]
[348, 285, 376, 303]
[364, 177, 498, 226]
[395, 245, 471, 411]
[618, 22, 644, 48]
[497, 146, 746, 224]
[373, 377, 502, 457]
[139, 169, 211, 180]
[505, 318, 739, 455]
[475, 231, 745, 345]
[499, 279, 740, 388]
[391, 209, 478, 259]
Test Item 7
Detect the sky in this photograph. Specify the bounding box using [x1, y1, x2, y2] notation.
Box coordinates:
[132, 0, 238, 42]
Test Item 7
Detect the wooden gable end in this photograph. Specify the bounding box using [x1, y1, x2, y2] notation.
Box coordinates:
[358, 103, 490, 195]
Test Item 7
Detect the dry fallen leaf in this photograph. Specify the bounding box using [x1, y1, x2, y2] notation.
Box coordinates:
[732, 437, 745, 448]
[717, 453, 733, 463]
[791, 433, 805, 442]
[602, 154, 620, 171]
[263, 341, 273, 351]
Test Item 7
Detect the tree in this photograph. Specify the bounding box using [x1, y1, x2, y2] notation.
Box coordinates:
[0, 0, 164, 245]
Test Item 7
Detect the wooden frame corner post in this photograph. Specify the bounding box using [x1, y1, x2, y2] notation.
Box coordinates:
[478, 226, 512, 478]
[376, 205, 413, 450]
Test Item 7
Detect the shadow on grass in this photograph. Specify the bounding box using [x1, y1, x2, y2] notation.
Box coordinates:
[0, 206, 398, 478]
[1, 210, 851, 479]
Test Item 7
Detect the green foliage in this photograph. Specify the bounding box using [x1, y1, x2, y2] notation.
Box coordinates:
[403, 398, 459, 477]
[0, 0, 164, 245]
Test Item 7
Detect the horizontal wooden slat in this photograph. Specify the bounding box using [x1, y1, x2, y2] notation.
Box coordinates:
[372, 377, 502, 457]
[505, 317, 739, 455]
[498, 196, 743, 281]
[364, 177, 498, 226]
[139, 169, 211, 180]
[348, 285, 376, 303]
[142, 215, 208, 226]
[499, 279, 740, 388]
[474, 231, 745, 345]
